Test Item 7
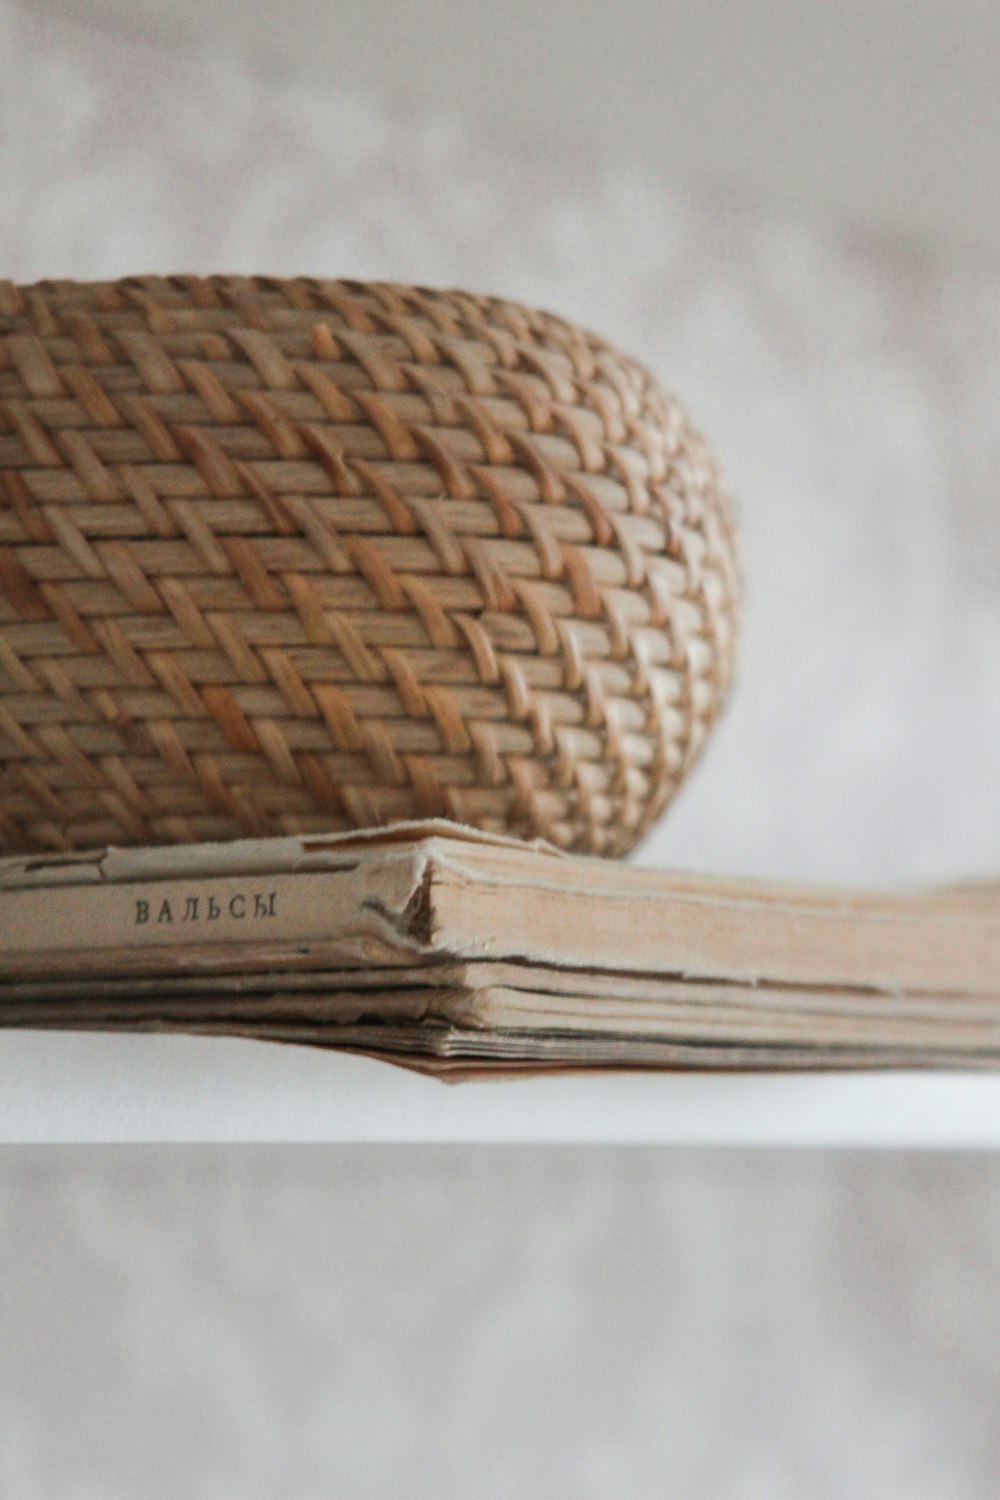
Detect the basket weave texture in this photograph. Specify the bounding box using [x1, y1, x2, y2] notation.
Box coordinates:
[0, 276, 739, 856]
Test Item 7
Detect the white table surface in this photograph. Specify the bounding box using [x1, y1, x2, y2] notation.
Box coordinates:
[3, 1031, 1000, 1147]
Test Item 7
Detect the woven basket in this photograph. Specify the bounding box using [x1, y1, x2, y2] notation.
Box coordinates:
[0, 276, 739, 856]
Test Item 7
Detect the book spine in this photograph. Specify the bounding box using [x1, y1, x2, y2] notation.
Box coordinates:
[0, 853, 430, 971]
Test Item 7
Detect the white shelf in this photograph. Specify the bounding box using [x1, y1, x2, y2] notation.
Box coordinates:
[3, 1031, 1000, 1147]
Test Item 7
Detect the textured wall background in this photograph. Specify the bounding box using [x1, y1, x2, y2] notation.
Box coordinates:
[3, 1148, 1000, 1499]
[2, 3, 1000, 1494]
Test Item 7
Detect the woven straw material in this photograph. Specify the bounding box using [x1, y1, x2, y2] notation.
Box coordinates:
[0, 276, 739, 856]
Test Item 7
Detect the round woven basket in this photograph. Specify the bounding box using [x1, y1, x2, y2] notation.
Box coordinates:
[0, 276, 739, 856]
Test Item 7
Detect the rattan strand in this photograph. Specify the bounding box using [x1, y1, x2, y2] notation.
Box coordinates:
[0, 276, 740, 856]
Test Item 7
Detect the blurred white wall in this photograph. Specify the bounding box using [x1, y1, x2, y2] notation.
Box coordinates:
[3, 1147, 1000, 1500]
[46, 0, 1000, 258]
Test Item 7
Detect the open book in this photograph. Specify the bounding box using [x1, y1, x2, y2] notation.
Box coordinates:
[2, 821, 999, 1078]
